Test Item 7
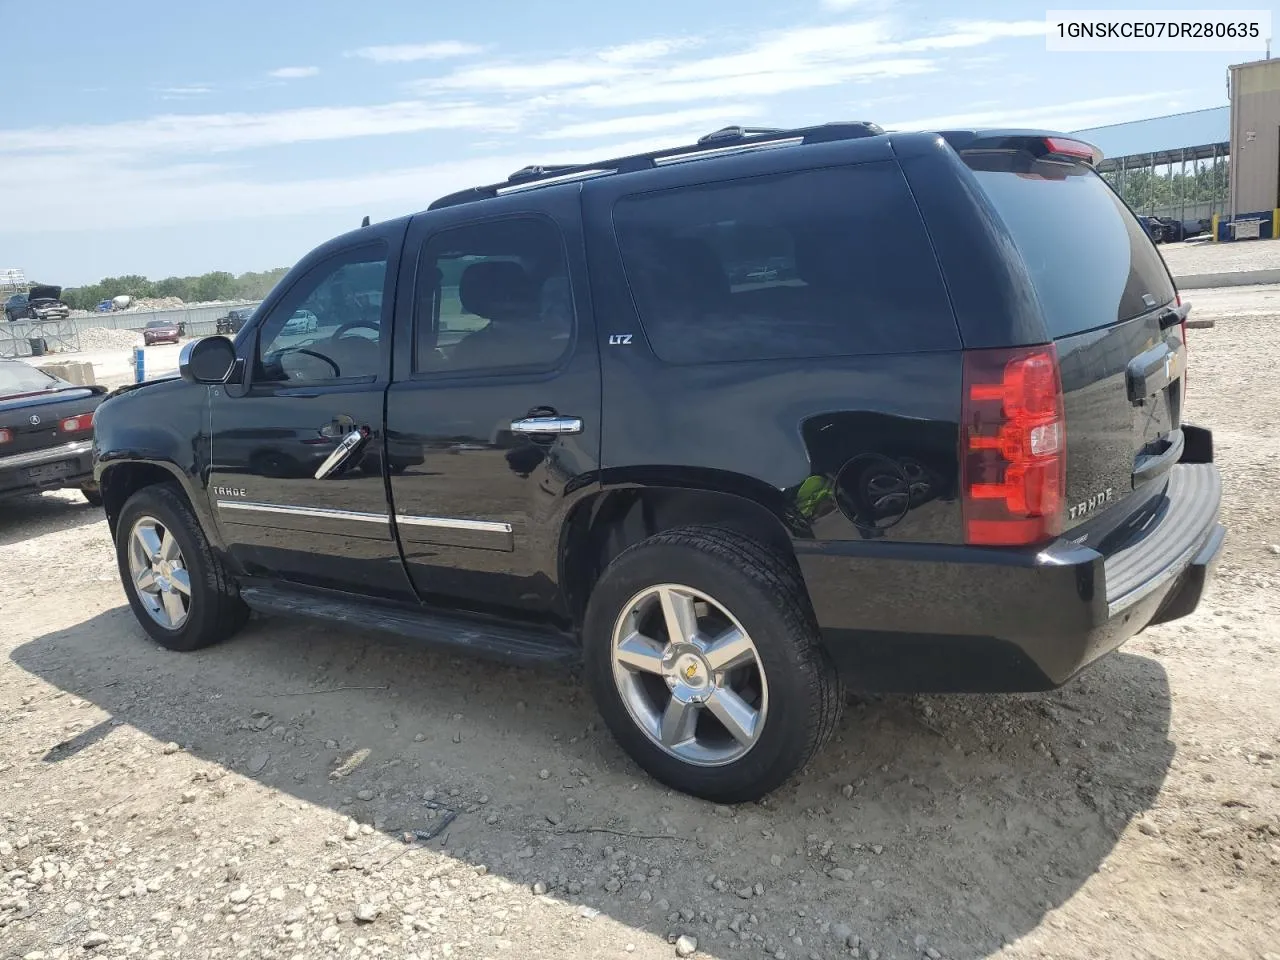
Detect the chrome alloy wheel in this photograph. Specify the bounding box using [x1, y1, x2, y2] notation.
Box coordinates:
[127, 516, 192, 630]
[610, 584, 769, 767]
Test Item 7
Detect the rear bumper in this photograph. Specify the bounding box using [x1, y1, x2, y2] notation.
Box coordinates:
[797, 460, 1224, 693]
[0, 439, 95, 499]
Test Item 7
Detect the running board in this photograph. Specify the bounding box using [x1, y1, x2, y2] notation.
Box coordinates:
[238, 584, 580, 666]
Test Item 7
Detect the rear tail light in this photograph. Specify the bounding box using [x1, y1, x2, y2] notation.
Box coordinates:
[60, 412, 94, 433]
[961, 345, 1066, 546]
[0, 428, 11, 444]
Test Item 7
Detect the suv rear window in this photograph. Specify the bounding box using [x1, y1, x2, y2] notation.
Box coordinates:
[966, 155, 1176, 338]
[613, 162, 959, 364]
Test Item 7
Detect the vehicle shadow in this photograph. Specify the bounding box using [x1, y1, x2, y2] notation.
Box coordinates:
[12, 607, 1175, 958]
[0, 491, 103, 548]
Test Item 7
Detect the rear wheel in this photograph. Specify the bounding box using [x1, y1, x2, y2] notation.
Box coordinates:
[583, 526, 842, 802]
[81, 485, 103, 507]
[115, 483, 248, 651]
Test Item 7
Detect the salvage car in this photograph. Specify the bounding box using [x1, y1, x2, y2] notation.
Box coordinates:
[142, 319, 182, 345]
[92, 122, 1223, 802]
[5, 285, 72, 322]
[0, 358, 105, 504]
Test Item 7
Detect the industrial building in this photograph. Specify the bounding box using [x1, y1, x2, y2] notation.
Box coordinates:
[1071, 56, 1280, 240]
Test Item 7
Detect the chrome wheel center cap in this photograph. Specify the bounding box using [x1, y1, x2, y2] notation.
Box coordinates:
[662, 644, 713, 703]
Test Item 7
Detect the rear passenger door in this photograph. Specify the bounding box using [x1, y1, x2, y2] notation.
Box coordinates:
[386, 192, 600, 621]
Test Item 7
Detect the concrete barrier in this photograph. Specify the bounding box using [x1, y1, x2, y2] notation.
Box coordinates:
[1177, 268, 1280, 290]
[37, 361, 96, 385]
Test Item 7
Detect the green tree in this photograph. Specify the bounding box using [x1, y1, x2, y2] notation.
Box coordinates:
[63, 266, 291, 310]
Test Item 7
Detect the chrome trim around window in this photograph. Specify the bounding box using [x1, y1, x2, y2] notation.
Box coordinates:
[0, 439, 93, 470]
[394, 514, 513, 534]
[215, 500, 389, 524]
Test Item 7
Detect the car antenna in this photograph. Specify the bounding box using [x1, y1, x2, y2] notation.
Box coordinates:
[361, 215, 370, 227]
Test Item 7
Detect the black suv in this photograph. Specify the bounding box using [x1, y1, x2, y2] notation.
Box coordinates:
[92, 123, 1224, 802]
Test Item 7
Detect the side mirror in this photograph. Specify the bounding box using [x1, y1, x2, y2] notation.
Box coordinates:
[179, 336, 238, 384]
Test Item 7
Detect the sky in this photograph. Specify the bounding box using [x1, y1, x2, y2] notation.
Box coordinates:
[1, 0, 1272, 286]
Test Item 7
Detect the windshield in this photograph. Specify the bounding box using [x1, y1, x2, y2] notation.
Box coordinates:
[967, 154, 1176, 338]
[0, 361, 58, 397]
[146, 320, 170, 328]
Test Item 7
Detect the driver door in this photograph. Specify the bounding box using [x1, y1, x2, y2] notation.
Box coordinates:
[208, 235, 415, 601]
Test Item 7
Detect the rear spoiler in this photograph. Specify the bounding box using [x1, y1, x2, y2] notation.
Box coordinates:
[938, 130, 1103, 168]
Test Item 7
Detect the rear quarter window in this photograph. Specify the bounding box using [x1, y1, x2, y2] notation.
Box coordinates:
[967, 159, 1177, 338]
[612, 162, 960, 364]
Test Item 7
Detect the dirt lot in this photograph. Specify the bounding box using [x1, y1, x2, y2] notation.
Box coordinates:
[2, 293, 1278, 960]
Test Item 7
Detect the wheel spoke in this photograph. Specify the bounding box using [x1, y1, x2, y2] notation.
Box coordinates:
[659, 697, 700, 747]
[614, 631, 665, 675]
[658, 587, 699, 646]
[134, 524, 162, 560]
[134, 567, 158, 594]
[168, 568, 191, 596]
[703, 627, 755, 673]
[706, 687, 760, 747]
[160, 589, 186, 627]
[159, 530, 181, 563]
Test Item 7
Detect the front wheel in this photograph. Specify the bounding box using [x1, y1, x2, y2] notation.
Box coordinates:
[583, 526, 843, 803]
[114, 483, 248, 651]
[81, 485, 103, 507]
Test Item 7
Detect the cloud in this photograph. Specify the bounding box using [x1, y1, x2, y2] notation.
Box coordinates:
[888, 93, 1180, 133]
[536, 105, 763, 140]
[268, 66, 320, 79]
[419, 20, 943, 108]
[347, 41, 483, 63]
[0, 100, 523, 157]
[157, 85, 212, 100]
[419, 60, 630, 94]
[597, 37, 702, 63]
[821, 0, 872, 8]
[0, 153, 526, 232]
[2, 14, 1063, 241]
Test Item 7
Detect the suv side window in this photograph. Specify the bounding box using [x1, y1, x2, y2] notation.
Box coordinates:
[413, 217, 573, 374]
[612, 162, 959, 364]
[255, 244, 389, 384]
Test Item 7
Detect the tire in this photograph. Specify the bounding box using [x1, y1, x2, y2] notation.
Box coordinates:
[583, 525, 843, 803]
[81, 486, 103, 507]
[114, 483, 248, 652]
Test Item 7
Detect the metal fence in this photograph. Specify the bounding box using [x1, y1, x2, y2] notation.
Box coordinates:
[0, 318, 81, 358]
[70, 300, 262, 333]
[1, 301, 262, 358]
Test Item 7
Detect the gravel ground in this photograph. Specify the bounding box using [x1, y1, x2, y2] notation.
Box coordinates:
[1159, 238, 1280, 277]
[1, 292, 1278, 960]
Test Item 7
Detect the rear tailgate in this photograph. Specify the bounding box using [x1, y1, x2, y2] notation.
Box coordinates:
[961, 140, 1186, 539]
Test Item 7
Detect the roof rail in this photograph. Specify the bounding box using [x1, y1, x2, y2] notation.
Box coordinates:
[428, 120, 884, 210]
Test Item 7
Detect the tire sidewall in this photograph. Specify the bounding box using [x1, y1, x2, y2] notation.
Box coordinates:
[115, 487, 211, 650]
[584, 537, 818, 800]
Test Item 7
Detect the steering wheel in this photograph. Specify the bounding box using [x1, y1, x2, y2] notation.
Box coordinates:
[286, 348, 340, 379]
[333, 320, 379, 340]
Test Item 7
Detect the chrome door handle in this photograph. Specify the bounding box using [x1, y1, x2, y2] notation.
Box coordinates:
[314, 428, 367, 479]
[510, 416, 582, 436]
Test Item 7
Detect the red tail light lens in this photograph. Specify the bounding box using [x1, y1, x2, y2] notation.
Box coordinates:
[0, 428, 11, 444]
[961, 346, 1066, 546]
[60, 412, 94, 433]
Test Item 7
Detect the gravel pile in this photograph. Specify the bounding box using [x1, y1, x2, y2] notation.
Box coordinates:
[77, 327, 141, 351]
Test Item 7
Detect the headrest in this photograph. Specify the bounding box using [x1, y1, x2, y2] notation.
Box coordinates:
[459, 261, 536, 321]
[645, 237, 729, 310]
[793, 230, 845, 289]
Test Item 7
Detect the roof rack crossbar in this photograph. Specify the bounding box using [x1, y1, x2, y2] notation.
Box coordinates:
[428, 120, 884, 210]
